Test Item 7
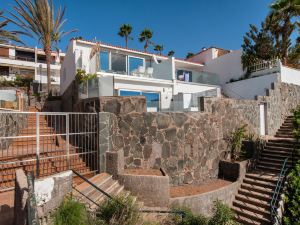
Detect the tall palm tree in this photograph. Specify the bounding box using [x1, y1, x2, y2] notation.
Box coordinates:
[118, 24, 133, 48]
[269, 0, 300, 64]
[5, 0, 75, 94]
[139, 29, 153, 52]
[168, 50, 175, 56]
[154, 44, 163, 55]
[0, 11, 22, 44]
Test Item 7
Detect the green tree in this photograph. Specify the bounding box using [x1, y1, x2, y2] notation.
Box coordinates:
[118, 24, 133, 48]
[0, 11, 22, 44]
[241, 23, 277, 74]
[154, 44, 163, 55]
[283, 161, 300, 225]
[168, 50, 175, 56]
[139, 29, 153, 52]
[186, 52, 195, 59]
[269, 0, 300, 64]
[6, 0, 75, 94]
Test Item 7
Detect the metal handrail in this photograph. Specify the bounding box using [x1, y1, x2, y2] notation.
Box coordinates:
[72, 170, 186, 218]
[270, 157, 289, 224]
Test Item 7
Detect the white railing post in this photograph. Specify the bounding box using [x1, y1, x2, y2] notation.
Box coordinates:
[36, 113, 40, 177]
[66, 114, 70, 169]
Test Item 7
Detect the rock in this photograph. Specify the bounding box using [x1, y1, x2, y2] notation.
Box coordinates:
[173, 113, 188, 127]
[183, 171, 193, 184]
[165, 127, 177, 141]
[143, 144, 152, 159]
[162, 142, 171, 158]
[156, 114, 171, 129]
[103, 99, 121, 114]
[133, 158, 142, 167]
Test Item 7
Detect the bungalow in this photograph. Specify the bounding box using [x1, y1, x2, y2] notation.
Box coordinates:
[60, 39, 221, 112]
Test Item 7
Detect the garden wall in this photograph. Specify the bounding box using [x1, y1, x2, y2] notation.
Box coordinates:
[96, 82, 300, 185]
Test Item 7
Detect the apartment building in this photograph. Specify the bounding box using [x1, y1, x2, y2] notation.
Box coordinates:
[60, 39, 221, 112]
[0, 43, 65, 93]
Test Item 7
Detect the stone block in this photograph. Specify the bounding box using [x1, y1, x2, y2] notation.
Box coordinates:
[106, 150, 124, 178]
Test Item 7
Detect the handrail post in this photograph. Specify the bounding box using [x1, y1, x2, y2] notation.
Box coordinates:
[66, 114, 70, 170]
[36, 113, 40, 178]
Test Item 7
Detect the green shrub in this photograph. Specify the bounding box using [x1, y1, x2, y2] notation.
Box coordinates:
[96, 194, 141, 225]
[208, 201, 238, 225]
[166, 201, 237, 225]
[228, 124, 248, 160]
[52, 197, 90, 225]
[283, 161, 300, 225]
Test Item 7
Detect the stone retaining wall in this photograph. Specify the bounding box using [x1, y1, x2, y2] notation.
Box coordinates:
[77, 96, 147, 115]
[106, 112, 228, 186]
[204, 82, 300, 136]
[119, 174, 169, 207]
[0, 111, 27, 150]
[170, 160, 249, 216]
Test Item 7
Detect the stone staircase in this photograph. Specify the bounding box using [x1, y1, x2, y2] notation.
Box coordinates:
[233, 115, 298, 225]
[72, 173, 143, 212]
[0, 106, 96, 190]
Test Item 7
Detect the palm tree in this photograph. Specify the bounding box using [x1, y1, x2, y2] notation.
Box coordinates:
[5, 0, 75, 94]
[168, 50, 175, 56]
[186, 52, 195, 59]
[269, 0, 300, 64]
[139, 29, 153, 52]
[0, 11, 22, 44]
[154, 44, 163, 55]
[118, 24, 133, 48]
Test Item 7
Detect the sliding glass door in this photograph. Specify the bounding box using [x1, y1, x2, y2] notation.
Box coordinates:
[128, 56, 144, 75]
[119, 89, 160, 111]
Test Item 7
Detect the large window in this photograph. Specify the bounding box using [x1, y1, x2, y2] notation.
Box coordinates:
[111, 53, 126, 74]
[100, 51, 109, 71]
[119, 90, 160, 111]
[128, 56, 144, 74]
[176, 70, 192, 82]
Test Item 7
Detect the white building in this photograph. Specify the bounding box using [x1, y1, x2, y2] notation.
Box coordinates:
[187, 47, 300, 100]
[0, 43, 65, 91]
[60, 39, 221, 112]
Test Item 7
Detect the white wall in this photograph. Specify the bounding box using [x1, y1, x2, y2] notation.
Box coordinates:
[175, 81, 219, 95]
[203, 49, 244, 86]
[60, 41, 76, 94]
[223, 73, 279, 99]
[281, 66, 300, 86]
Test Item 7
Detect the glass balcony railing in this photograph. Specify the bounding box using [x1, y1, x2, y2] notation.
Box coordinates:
[176, 70, 220, 86]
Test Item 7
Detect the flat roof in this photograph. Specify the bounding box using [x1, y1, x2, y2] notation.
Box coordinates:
[74, 38, 204, 67]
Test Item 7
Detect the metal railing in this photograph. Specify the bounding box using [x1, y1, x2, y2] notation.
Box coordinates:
[270, 157, 289, 224]
[248, 58, 279, 74]
[72, 170, 186, 219]
[0, 112, 99, 191]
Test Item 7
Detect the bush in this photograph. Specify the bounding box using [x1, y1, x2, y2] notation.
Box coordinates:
[227, 124, 248, 161]
[52, 197, 91, 225]
[96, 194, 141, 225]
[283, 161, 300, 225]
[166, 200, 238, 225]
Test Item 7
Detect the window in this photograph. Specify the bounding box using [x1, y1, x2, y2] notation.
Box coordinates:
[111, 53, 126, 74]
[119, 90, 160, 111]
[128, 56, 144, 74]
[100, 51, 109, 71]
[176, 70, 192, 82]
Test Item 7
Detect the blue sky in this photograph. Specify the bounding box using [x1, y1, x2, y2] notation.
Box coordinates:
[1, 0, 275, 58]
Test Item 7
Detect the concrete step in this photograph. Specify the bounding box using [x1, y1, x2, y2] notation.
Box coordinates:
[275, 134, 294, 138]
[260, 152, 299, 161]
[235, 213, 270, 225]
[238, 189, 273, 202]
[257, 160, 291, 170]
[243, 178, 276, 190]
[264, 145, 295, 152]
[256, 165, 281, 173]
[233, 206, 271, 224]
[245, 173, 277, 184]
[240, 183, 274, 196]
[233, 200, 270, 218]
[262, 149, 294, 157]
[235, 194, 270, 210]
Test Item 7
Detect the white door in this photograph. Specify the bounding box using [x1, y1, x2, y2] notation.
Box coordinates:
[260, 103, 266, 135]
